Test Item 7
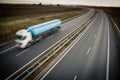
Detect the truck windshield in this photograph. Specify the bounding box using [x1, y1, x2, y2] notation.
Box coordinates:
[16, 35, 26, 40]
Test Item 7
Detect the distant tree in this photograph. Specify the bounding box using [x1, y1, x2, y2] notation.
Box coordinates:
[39, 2, 42, 5]
[57, 4, 60, 6]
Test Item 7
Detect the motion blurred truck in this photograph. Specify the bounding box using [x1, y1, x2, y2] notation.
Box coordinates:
[15, 19, 61, 48]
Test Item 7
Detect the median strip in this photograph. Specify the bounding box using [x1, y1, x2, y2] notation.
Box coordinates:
[6, 11, 97, 80]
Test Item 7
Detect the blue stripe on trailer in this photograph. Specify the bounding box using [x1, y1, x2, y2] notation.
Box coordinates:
[28, 19, 61, 37]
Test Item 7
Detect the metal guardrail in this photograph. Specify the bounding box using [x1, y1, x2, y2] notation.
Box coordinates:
[6, 11, 96, 80]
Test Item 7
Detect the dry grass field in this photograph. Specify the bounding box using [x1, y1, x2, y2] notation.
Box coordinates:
[0, 5, 83, 20]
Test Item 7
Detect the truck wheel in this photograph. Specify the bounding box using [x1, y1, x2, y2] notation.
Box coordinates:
[38, 36, 42, 42]
[26, 42, 31, 48]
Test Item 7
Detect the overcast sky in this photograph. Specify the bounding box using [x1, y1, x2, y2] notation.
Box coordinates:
[0, 0, 120, 7]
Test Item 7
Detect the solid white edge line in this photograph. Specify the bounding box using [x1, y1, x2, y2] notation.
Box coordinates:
[86, 47, 91, 55]
[16, 48, 29, 56]
[74, 75, 77, 80]
[0, 45, 17, 54]
[106, 15, 110, 80]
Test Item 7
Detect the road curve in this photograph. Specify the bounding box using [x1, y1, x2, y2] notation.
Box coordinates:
[41, 11, 119, 80]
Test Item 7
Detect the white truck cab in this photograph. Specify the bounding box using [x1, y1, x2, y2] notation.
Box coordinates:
[15, 29, 32, 48]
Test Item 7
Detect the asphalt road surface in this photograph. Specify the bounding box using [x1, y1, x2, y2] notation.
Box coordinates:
[41, 11, 120, 80]
[0, 9, 95, 79]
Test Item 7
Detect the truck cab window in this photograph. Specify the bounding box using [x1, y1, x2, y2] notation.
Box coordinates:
[16, 35, 26, 40]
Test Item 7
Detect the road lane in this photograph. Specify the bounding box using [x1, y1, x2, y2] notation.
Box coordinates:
[42, 11, 102, 80]
[42, 11, 119, 80]
[16, 48, 29, 56]
[0, 9, 95, 79]
[0, 45, 17, 54]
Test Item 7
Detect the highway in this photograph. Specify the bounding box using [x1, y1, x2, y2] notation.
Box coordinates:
[41, 11, 120, 80]
[0, 9, 95, 79]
